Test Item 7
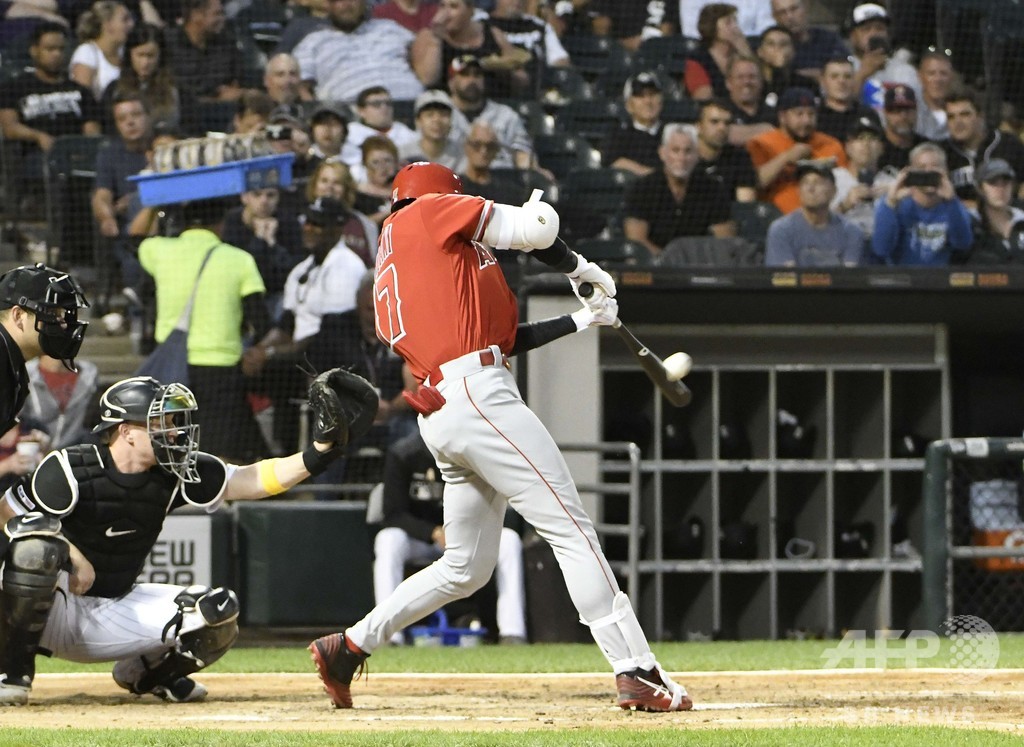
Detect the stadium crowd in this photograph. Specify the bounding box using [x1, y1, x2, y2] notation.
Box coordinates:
[1, 0, 1023, 479]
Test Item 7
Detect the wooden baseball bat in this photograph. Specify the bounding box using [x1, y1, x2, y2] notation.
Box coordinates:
[578, 282, 692, 408]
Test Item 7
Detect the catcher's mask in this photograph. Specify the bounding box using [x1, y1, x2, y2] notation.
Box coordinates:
[0, 263, 89, 371]
[93, 376, 201, 482]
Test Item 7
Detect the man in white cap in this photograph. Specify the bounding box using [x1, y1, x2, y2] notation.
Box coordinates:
[846, 2, 919, 114]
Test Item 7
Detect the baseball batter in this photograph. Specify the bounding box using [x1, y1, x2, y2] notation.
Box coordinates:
[0, 369, 377, 705]
[310, 162, 692, 712]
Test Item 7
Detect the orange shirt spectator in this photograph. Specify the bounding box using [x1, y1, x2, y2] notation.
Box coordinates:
[747, 86, 846, 213]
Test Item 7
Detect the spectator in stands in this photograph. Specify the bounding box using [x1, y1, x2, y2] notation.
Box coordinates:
[371, 428, 527, 646]
[372, 0, 438, 33]
[92, 91, 151, 238]
[600, 70, 663, 177]
[165, 0, 246, 101]
[623, 123, 735, 256]
[747, 86, 846, 214]
[296, 0, 431, 103]
[831, 115, 894, 239]
[458, 121, 524, 205]
[756, 25, 816, 105]
[0, 0, 68, 52]
[765, 159, 864, 266]
[245, 196, 367, 452]
[679, 0, 770, 41]
[770, 0, 846, 82]
[307, 270, 416, 448]
[340, 86, 418, 174]
[354, 135, 398, 225]
[815, 55, 880, 143]
[91, 91, 151, 294]
[419, 0, 531, 99]
[376, 0, 440, 32]
[0, 22, 102, 205]
[232, 90, 275, 134]
[398, 89, 464, 171]
[0, 422, 48, 494]
[102, 23, 183, 134]
[70, 0, 134, 100]
[872, 142, 972, 265]
[966, 158, 1024, 265]
[696, 98, 757, 202]
[591, 0, 678, 52]
[262, 53, 304, 120]
[23, 354, 99, 449]
[139, 197, 271, 461]
[306, 159, 379, 265]
[878, 84, 926, 173]
[308, 102, 349, 162]
[488, 0, 570, 97]
[916, 48, 956, 141]
[687, 3, 755, 102]
[723, 55, 775, 146]
[943, 88, 1024, 207]
[222, 187, 304, 311]
[846, 2, 918, 115]
[446, 54, 533, 172]
[275, 0, 330, 54]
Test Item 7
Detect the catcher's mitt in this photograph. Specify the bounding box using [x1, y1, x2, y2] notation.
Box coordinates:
[307, 368, 379, 446]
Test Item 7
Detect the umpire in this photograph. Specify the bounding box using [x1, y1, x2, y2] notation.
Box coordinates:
[0, 263, 90, 431]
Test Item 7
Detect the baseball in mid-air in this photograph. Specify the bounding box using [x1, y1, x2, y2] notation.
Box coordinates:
[663, 352, 693, 382]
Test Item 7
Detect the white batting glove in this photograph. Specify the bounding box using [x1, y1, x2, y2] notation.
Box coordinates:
[571, 297, 618, 330]
[567, 254, 617, 301]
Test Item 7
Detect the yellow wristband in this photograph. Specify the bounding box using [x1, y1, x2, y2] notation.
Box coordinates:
[259, 458, 287, 495]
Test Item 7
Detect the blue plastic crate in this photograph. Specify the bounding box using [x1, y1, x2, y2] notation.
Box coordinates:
[408, 609, 488, 647]
[129, 153, 295, 206]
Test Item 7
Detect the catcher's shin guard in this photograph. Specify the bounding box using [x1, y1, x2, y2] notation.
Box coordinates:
[0, 515, 69, 703]
[121, 586, 239, 697]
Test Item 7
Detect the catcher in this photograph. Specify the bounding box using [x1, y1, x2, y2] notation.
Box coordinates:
[0, 369, 376, 705]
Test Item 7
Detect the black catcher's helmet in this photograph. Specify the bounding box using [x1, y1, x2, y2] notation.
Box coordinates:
[92, 376, 200, 482]
[0, 263, 89, 370]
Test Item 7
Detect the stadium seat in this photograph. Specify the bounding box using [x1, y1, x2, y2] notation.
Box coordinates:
[657, 236, 762, 267]
[534, 133, 599, 180]
[561, 34, 633, 82]
[493, 99, 554, 139]
[573, 237, 652, 267]
[234, 0, 287, 54]
[634, 36, 698, 78]
[937, 0, 998, 88]
[558, 167, 637, 241]
[540, 65, 594, 107]
[555, 99, 626, 148]
[489, 167, 559, 204]
[392, 99, 416, 128]
[730, 200, 782, 253]
[983, 3, 1024, 115]
[44, 135, 103, 265]
[661, 98, 701, 124]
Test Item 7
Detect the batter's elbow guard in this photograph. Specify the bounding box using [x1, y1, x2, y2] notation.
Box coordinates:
[483, 201, 559, 251]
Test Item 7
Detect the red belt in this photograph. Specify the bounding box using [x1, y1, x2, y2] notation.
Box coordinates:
[425, 348, 509, 387]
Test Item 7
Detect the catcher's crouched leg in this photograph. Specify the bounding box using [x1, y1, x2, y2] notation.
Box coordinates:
[113, 585, 239, 703]
[0, 514, 69, 706]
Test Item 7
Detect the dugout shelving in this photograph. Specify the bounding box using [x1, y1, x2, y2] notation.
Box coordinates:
[598, 325, 949, 641]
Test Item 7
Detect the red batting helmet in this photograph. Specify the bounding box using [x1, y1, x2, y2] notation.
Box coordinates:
[391, 161, 463, 203]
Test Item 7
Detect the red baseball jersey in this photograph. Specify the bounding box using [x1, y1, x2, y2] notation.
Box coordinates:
[373, 193, 518, 382]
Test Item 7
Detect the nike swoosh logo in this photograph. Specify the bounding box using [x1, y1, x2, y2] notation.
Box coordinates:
[105, 527, 136, 537]
[216, 598, 229, 611]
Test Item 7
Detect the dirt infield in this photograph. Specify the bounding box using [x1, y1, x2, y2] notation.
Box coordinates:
[5, 670, 1024, 733]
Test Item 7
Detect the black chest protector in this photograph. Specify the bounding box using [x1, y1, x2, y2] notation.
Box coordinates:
[59, 445, 181, 598]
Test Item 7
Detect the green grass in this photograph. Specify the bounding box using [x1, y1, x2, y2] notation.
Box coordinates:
[35, 634, 1024, 675]
[0, 727, 1019, 747]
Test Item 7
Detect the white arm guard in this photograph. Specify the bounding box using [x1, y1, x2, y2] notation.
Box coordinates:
[483, 200, 559, 251]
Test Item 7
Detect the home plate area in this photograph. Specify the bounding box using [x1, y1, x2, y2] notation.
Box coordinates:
[5, 670, 1024, 734]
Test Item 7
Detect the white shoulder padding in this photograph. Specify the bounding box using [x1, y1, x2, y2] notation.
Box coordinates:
[483, 200, 560, 251]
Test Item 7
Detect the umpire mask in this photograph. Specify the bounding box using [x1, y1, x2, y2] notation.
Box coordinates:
[149, 382, 201, 483]
[0, 264, 90, 371]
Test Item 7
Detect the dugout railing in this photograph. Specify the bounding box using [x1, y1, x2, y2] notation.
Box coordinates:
[923, 437, 1024, 634]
